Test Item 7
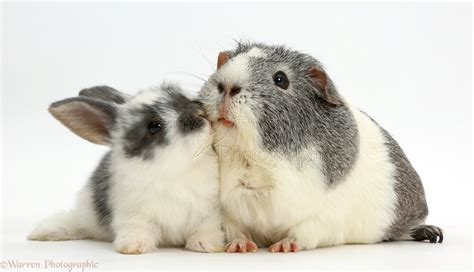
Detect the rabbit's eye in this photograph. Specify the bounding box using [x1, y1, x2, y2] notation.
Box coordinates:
[148, 121, 162, 134]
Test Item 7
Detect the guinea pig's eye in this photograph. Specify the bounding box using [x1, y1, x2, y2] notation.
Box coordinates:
[148, 121, 162, 134]
[273, 71, 289, 90]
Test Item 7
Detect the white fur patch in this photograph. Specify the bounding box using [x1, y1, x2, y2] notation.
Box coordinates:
[109, 144, 221, 248]
[217, 55, 250, 88]
[246, 47, 267, 58]
[217, 47, 266, 86]
[129, 87, 162, 107]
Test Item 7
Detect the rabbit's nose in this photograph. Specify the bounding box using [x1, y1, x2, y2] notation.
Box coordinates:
[178, 114, 205, 134]
[196, 109, 207, 118]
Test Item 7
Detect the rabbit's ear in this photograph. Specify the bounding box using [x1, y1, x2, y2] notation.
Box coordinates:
[48, 97, 118, 145]
[79, 85, 131, 104]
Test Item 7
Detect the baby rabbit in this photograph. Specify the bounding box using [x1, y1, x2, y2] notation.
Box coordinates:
[198, 42, 443, 253]
[28, 83, 225, 254]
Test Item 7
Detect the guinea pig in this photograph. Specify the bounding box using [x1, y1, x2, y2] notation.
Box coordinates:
[198, 42, 443, 253]
[28, 83, 225, 254]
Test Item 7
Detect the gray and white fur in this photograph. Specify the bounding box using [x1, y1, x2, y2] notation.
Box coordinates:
[198, 42, 442, 252]
[28, 84, 225, 254]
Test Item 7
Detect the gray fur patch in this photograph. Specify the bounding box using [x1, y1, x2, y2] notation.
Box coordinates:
[378, 125, 429, 239]
[79, 86, 131, 104]
[163, 84, 196, 112]
[178, 111, 205, 134]
[162, 86, 207, 135]
[89, 152, 113, 228]
[122, 104, 169, 160]
[257, 86, 359, 184]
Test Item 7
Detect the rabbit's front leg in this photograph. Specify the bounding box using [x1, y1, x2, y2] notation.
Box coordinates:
[186, 214, 225, 253]
[112, 215, 157, 255]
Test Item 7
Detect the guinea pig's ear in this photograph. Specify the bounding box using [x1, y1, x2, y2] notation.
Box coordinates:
[79, 85, 131, 104]
[48, 97, 118, 145]
[309, 68, 341, 107]
[217, 51, 231, 69]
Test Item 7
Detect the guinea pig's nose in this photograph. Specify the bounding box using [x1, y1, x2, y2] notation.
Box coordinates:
[218, 82, 241, 97]
[229, 86, 241, 96]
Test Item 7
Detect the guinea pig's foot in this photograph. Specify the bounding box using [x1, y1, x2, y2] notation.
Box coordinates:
[114, 236, 156, 255]
[269, 238, 299, 253]
[225, 239, 258, 253]
[410, 224, 444, 243]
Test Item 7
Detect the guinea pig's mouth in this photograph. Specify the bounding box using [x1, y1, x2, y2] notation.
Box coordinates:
[218, 118, 235, 128]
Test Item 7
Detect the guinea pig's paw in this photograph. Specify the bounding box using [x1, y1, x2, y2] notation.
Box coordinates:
[185, 237, 225, 253]
[410, 224, 444, 243]
[225, 239, 258, 253]
[268, 238, 299, 253]
[114, 236, 156, 255]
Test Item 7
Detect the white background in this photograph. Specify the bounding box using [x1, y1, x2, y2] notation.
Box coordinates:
[1, 2, 472, 271]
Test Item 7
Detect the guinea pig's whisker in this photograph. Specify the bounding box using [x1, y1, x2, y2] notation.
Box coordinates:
[197, 45, 216, 72]
[163, 71, 209, 82]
